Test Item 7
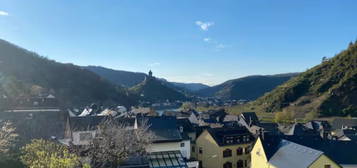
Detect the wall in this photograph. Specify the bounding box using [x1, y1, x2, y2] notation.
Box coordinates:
[72, 130, 96, 145]
[196, 130, 220, 168]
[309, 154, 341, 168]
[148, 140, 191, 159]
[250, 138, 273, 168]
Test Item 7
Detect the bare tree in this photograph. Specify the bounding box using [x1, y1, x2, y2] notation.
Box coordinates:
[0, 121, 18, 155]
[84, 116, 154, 168]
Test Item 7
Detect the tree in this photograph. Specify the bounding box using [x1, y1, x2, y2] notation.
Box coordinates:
[180, 102, 194, 111]
[274, 111, 294, 123]
[21, 139, 87, 168]
[0, 121, 18, 155]
[85, 117, 154, 168]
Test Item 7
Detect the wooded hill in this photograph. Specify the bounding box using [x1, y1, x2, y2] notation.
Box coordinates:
[244, 41, 357, 117]
[0, 39, 137, 108]
[130, 76, 188, 102]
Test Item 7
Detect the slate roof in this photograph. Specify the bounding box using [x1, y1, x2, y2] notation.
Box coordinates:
[284, 135, 357, 165]
[223, 115, 239, 122]
[69, 116, 107, 131]
[177, 118, 195, 132]
[69, 116, 135, 131]
[268, 139, 323, 168]
[256, 123, 279, 133]
[0, 110, 67, 139]
[332, 118, 357, 130]
[286, 123, 318, 136]
[241, 112, 259, 125]
[207, 127, 254, 146]
[260, 135, 282, 160]
[341, 129, 357, 141]
[144, 116, 183, 143]
[304, 120, 331, 131]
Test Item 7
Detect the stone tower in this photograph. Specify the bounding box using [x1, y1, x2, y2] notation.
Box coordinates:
[148, 70, 153, 77]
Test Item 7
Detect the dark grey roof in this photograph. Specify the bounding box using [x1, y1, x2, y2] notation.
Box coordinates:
[257, 122, 279, 133]
[0, 110, 67, 139]
[284, 135, 357, 165]
[304, 120, 331, 131]
[69, 116, 107, 131]
[332, 118, 357, 130]
[144, 116, 183, 143]
[69, 116, 135, 131]
[241, 112, 259, 125]
[260, 135, 282, 160]
[334, 129, 357, 141]
[286, 123, 318, 136]
[207, 127, 254, 146]
[177, 118, 195, 133]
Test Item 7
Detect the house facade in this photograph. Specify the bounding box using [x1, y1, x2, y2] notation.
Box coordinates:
[195, 127, 254, 168]
[251, 136, 341, 168]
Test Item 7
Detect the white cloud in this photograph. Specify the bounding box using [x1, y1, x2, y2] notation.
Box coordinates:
[148, 62, 160, 67]
[203, 38, 211, 42]
[0, 10, 9, 16]
[195, 21, 214, 31]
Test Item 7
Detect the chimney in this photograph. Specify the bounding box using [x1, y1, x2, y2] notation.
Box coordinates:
[259, 128, 265, 140]
[134, 117, 138, 129]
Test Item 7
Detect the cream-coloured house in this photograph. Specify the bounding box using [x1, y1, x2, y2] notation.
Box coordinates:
[251, 136, 341, 168]
[195, 127, 255, 168]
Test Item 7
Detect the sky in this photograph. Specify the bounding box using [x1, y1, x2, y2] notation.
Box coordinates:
[0, 0, 357, 86]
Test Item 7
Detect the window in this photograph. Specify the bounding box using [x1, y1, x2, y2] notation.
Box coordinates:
[223, 149, 232, 157]
[324, 165, 331, 168]
[225, 136, 234, 144]
[244, 160, 247, 167]
[223, 162, 232, 168]
[237, 147, 243, 155]
[79, 132, 92, 141]
[237, 137, 241, 143]
[237, 160, 244, 168]
[199, 147, 203, 154]
[180, 143, 185, 147]
[179, 126, 184, 133]
[192, 146, 195, 152]
[245, 146, 251, 154]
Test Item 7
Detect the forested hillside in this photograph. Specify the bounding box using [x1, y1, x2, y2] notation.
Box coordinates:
[130, 76, 187, 102]
[0, 39, 137, 108]
[245, 41, 357, 117]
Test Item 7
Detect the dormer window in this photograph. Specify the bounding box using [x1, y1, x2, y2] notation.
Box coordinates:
[225, 136, 234, 144]
[26, 113, 33, 120]
[179, 126, 184, 133]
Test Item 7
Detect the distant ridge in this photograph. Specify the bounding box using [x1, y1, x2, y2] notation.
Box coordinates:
[85, 66, 209, 91]
[196, 73, 298, 100]
[85, 66, 147, 87]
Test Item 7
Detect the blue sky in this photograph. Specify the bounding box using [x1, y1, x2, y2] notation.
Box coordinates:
[0, 0, 356, 85]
